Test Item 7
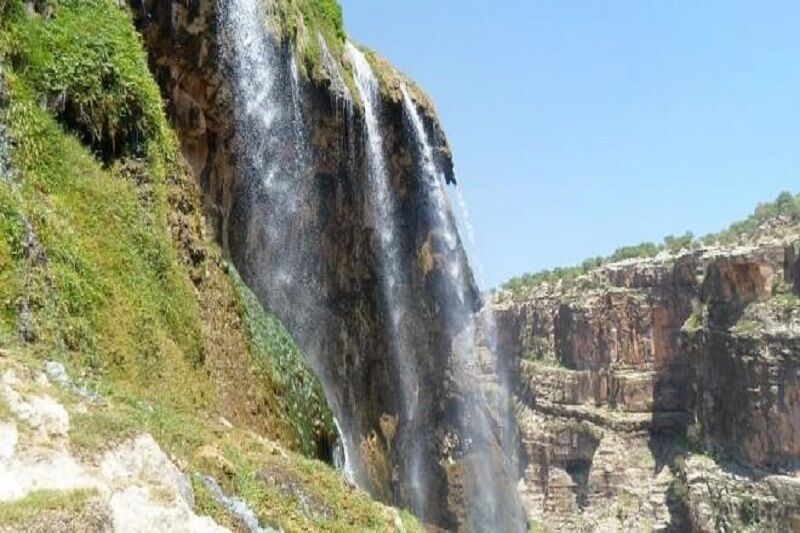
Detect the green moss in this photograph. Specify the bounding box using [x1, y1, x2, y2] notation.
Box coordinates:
[739, 496, 757, 526]
[528, 519, 547, 533]
[682, 310, 705, 334]
[272, 0, 346, 84]
[0, 489, 97, 526]
[4, 0, 169, 160]
[733, 318, 760, 336]
[230, 267, 335, 459]
[218, 434, 420, 532]
[0, 0, 211, 412]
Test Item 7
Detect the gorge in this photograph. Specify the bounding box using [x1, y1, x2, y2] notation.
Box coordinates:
[0, 0, 797, 532]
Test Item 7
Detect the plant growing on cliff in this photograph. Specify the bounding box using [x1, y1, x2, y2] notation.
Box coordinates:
[739, 496, 757, 526]
[0, 488, 98, 526]
[0, 0, 335, 459]
[703, 190, 800, 245]
[4, 0, 169, 161]
[229, 267, 335, 458]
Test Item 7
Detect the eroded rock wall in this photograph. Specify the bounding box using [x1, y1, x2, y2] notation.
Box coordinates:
[494, 231, 800, 531]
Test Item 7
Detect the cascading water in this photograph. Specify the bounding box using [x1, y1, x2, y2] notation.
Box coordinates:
[219, 0, 523, 528]
[344, 42, 428, 513]
[219, 0, 360, 483]
[401, 85, 525, 531]
[201, 476, 275, 533]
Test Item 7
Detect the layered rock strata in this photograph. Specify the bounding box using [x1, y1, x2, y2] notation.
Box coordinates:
[494, 226, 800, 531]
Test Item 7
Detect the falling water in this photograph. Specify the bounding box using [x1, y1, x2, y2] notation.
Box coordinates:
[344, 42, 428, 512]
[219, 0, 362, 486]
[401, 85, 524, 531]
[220, 0, 521, 527]
[201, 476, 276, 533]
[333, 416, 355, 483]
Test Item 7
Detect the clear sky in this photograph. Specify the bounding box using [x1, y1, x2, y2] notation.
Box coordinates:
[340, 1, 800, 288]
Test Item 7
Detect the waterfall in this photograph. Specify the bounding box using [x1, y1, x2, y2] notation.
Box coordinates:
[401, 85, 524, 532]
[219, 0, 363, 485]
[333, 417, 355, 483]
[219, 0, 522, 527]
[344, 42, 428, 514]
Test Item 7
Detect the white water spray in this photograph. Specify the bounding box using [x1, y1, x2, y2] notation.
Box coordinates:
[345, 42, 431, 514]
[220, 0, 364, 488]
[401, 83, 524, 531]
[345, 42, 419, 417]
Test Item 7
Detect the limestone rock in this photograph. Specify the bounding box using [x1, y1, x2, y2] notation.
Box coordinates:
[494, 233, 800, 530]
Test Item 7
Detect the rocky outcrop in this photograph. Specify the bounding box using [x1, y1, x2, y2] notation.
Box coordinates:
[0, 361, 227, 532]
[494, 227, 800, 531]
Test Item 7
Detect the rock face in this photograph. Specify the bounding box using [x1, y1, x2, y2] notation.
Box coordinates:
[493, 228, 800, 531]
[127, 1, 522, 529]
[0, 362, 227, 533]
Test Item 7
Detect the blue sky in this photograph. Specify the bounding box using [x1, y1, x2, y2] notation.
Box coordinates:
[340, 1, 800, 288]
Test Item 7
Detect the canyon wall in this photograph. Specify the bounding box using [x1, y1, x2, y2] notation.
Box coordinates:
[494, 223, 800, 531]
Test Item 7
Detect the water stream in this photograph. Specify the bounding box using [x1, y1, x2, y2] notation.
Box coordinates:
[401, 85, 523, 531]
[345, 42, 427, 513]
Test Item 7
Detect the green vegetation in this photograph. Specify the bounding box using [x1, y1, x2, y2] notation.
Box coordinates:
[3, 0, 167, 161]
[733, 318, 760, 336]
[528, 519, 547, 533]
[682, 306, 706, 335]
[705, 191, 800, 245]
[0, 0, 335, 456]
[230, 268, 335, 458]
[769, 279, 800, 312]
[1, 0, 203, 400]
[739, 496, 757, 526]
[502, 191, 800, 295]
[67, 387, 417, 531]
[272, 0, 347, 83]
[0, 489, 97, 526]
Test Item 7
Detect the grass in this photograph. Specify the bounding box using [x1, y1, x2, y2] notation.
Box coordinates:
[682, 308, 706, 335]
[1, 0, 204, 402]
[739, 496, 757, 526]
[68, 388, 418, 532]
[3, 0, 168, 160]
[0, 488, 97, 526]
[528, 519, 547, 533]
[732, 318, 760, 336]
[230, 268, 335, 458]
[272, 0, 347, 84]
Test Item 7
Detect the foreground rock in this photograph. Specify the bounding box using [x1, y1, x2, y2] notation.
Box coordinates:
[494, 225, 800, 531]
[0, 363, 226, 532]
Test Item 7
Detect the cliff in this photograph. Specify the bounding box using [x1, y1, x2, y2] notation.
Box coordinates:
[0, 0, 421, 530]
[494, 208, 800, 531]
[127, 0, 522, 529]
